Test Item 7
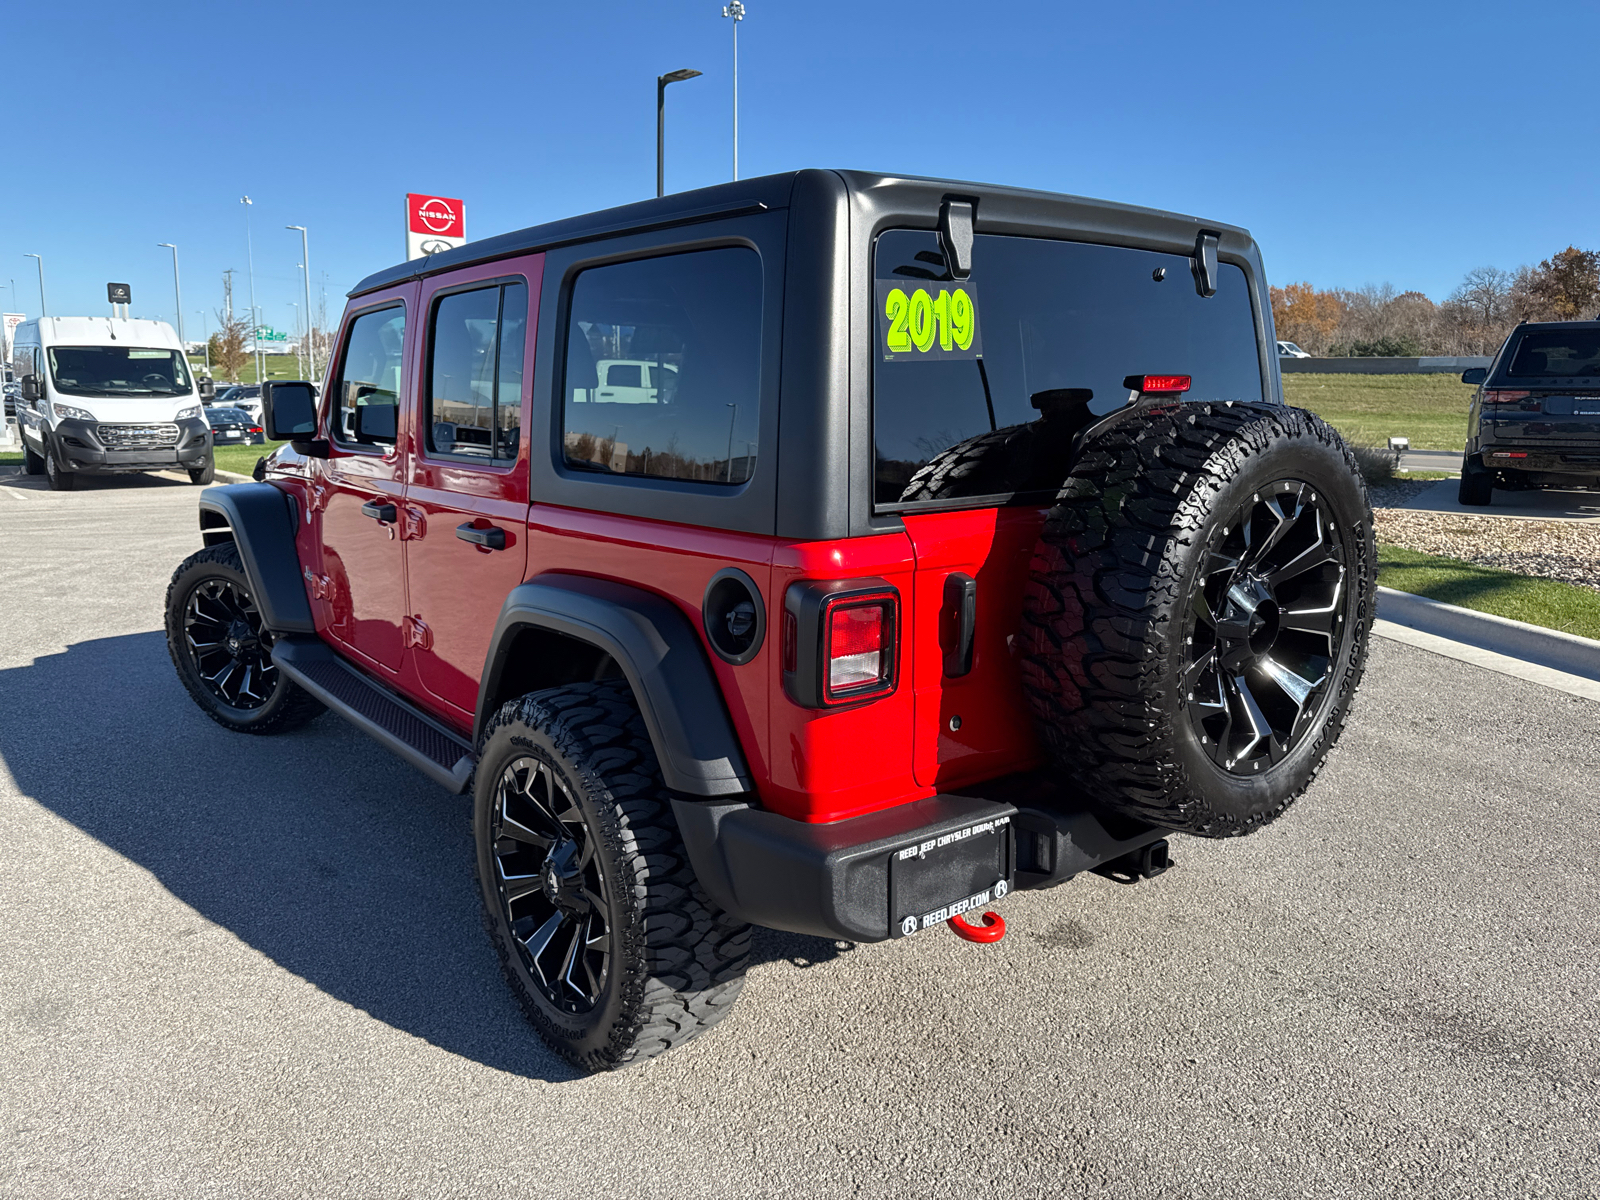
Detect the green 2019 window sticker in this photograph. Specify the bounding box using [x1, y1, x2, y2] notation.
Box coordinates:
[876, 279, 982, 362]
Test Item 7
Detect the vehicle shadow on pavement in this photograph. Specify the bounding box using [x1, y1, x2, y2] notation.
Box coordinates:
[0, 631, 589, 1083]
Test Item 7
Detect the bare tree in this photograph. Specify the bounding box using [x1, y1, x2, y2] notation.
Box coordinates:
[210, 270, 253, 383]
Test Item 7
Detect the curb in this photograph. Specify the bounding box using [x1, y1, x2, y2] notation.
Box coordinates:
[1375, 586, 1600, 684]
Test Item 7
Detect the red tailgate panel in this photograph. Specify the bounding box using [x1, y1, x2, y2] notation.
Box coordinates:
[902, 508, 1047, 790]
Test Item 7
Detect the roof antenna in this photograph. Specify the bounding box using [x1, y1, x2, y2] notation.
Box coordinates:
[939, 198, 975, 281]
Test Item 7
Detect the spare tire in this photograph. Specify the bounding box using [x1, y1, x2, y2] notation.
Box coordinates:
[1019, 402, 1374, 838]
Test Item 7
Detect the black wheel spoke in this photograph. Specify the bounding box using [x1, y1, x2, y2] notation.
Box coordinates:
[1180, 479, 1351, 775]
[493, 753, 609, 1014]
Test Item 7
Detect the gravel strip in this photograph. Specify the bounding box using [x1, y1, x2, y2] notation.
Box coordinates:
[1365, 481, 1600, 594]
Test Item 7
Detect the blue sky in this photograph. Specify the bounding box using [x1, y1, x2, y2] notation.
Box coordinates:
[3, 0, 1595, 336]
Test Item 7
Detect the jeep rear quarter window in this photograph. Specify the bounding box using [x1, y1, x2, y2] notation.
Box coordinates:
[872, 230, 1263, 506]
[562, 248, 761, 485]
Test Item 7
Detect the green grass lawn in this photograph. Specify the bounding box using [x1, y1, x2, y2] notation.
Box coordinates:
[190, 354, 309, 385]
[1378, 543, 1600, 639]
[1285, 373, 1476, 452]
[213, 440, 286, 477]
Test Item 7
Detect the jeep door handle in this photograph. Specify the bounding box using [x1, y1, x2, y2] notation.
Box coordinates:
[943, 572, 976, 678]
[456, 522, 506, 550]
[360, 499, 397, 523]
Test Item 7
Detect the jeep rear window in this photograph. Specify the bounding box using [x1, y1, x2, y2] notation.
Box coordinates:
[872, 231, 1263, 507]
[1505, 329, 1600, 378]
[562, 248, 761, 486]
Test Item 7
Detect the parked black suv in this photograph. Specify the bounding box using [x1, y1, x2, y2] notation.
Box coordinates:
[1460, 322, 1600, 505]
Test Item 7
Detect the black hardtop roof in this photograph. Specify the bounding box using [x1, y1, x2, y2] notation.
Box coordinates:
[348, 169, 1255, 300]
[1508, 320, 1600, 333]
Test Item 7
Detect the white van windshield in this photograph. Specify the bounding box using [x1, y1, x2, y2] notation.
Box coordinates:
[48, 346, 192, 398]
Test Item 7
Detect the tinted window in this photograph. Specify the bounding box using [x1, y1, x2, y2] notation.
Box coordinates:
[872, 231, 1263, 506]
[332, 305, 406, 446]
[1507, 328, 1600, 378]
[563, 248, 761, 485]
[426, 282, 527, 460]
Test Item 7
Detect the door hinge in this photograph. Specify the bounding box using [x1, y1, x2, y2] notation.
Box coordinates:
[402, 615, 433, 651]
[402, 505, 427, 541]
[302, 567, 335, 601]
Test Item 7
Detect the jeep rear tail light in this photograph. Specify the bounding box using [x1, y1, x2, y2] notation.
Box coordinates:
[828, 602, 889, 694]
[782, 580, 900, 708]
[1125, 374, 1191, 395]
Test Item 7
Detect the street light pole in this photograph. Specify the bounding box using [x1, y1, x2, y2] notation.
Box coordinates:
[721, 2, 745, 180]
[24, 254, 46, 317]
[157, 243, 184, 347]
[241, 197, 261, 383]
[287, 225, 315, 379]
[656, 69, 703, 198]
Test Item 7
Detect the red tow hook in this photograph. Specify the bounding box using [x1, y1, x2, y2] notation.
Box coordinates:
[947, 911, 1006, 943]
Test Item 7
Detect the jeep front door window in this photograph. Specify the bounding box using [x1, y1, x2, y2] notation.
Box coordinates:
[333, 306, 406, 446]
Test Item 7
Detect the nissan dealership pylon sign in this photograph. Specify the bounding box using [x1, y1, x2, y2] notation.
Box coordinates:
[406, 193, 466, 260]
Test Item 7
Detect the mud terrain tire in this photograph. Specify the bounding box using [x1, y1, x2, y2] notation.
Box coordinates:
[474, 681, 750, 1072]
[1020, 402, 1374, 837]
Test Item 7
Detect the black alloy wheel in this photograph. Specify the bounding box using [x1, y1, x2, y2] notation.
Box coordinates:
[164, 543, 324, 735]
[490, 755, 610, 1014]
[1180, 480, 1349, 775]
[183, 577, 278, 710]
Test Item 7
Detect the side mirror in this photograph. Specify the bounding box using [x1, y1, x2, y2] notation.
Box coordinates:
[353, 398, 398, 446]
[261, 380, 327, 456]
[199, 378, 216, 400]
[21, 375, 39, 402]
[1461, 367, 1488, 385]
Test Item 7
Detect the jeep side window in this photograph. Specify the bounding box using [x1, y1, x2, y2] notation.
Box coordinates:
[562, 248, 760, 485]
[331, 305, 407, 447]
[425, 282, 527, 461]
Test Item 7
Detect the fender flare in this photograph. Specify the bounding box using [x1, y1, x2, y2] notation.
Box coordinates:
[476, 575, 752, 797]
[196, 483, 315, 634]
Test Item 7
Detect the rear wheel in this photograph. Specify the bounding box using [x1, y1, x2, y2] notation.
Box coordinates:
[22, 440, 44, 476]
[474, 681, 750, 1071]
[164, 543, 324, 734]
[1020, 402, 1374, 837]
[1458, 454, 1493, 506]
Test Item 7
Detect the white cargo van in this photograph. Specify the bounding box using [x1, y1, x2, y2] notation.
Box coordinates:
[13, 317, 213, 490]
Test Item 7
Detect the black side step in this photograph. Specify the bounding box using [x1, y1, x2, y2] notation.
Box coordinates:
[271, 636, 476, 793]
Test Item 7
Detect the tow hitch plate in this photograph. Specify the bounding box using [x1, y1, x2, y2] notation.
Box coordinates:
[889, 815, 1013, 937]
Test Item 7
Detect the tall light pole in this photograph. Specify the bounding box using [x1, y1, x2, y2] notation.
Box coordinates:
[287, 225, 315, 379]
[656, 69, 703, 198]
[157, 243, 184, 347]
[721, 1, 745, 180]
[291, 301, 303, 378]
[24, 254, 46, 317]
[241, 197, 261, 383]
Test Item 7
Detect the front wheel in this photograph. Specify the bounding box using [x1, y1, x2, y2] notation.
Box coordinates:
[474, 681, 750, 1071]
[189, 457, 216, 485]
[43, 438, 75, 491]
[165, 543, 324, 734]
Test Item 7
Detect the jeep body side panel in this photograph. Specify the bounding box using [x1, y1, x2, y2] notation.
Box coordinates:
[196, 483, 315, 634]
[478, 574, 752, 796]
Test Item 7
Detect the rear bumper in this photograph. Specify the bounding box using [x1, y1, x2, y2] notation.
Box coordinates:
[673, 778, 1168, 942]
[1479, 446, 1600, 478]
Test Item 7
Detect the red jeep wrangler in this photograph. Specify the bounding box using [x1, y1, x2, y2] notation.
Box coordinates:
[164, 171, 1374, 1071]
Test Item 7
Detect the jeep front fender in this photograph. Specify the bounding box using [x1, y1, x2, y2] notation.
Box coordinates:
[197, 483, 314, 634]
[477, 575, 752, 797]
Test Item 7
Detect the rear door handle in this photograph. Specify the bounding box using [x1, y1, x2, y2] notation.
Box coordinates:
[361, 499, 397, 523]
[943, 572, 976, 677]
[456, 522, 506, 550]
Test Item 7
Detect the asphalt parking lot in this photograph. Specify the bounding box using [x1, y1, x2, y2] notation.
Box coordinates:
[2, 471, 1598, 1200]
